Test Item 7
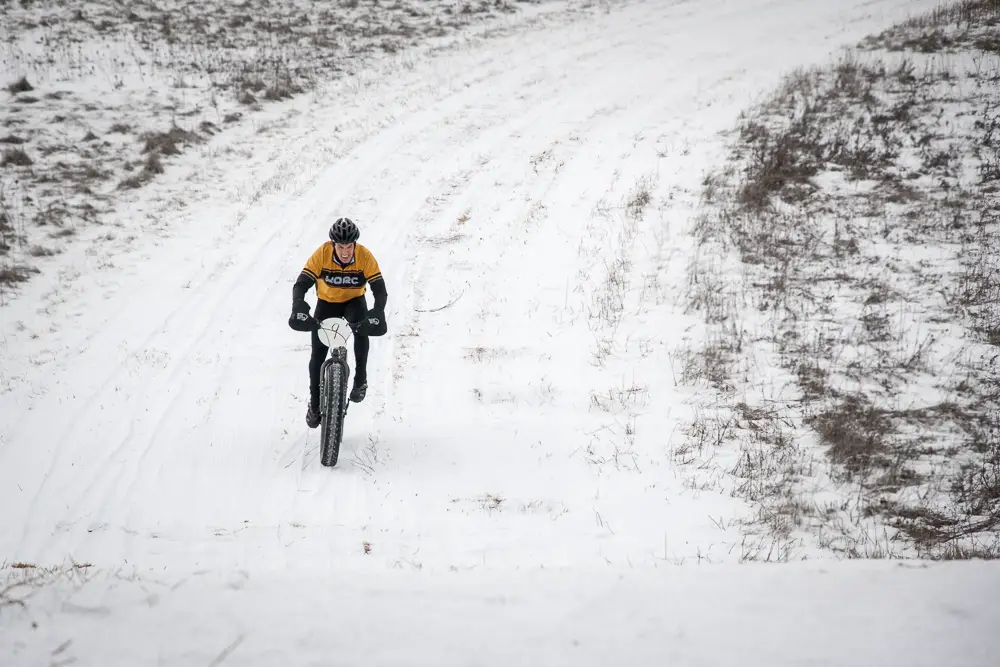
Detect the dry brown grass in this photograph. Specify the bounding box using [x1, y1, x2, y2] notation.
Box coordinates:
[0, 263, 40, 286]
[0, 0, 553, 293]
[5, 75, 33, 95]
[680, 1, 1000, 559]
[1, 147, 33, 167]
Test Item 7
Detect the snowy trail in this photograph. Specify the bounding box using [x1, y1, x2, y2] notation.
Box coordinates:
[6, 561, 1000, 667]
[1, 0, 944, 574]
[5, 0, 1000, 665]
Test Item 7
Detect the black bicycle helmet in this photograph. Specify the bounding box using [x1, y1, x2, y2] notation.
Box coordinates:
[329, 217, 360, 244]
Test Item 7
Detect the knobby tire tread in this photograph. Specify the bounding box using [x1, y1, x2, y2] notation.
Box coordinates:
[320, 352, 348, 467]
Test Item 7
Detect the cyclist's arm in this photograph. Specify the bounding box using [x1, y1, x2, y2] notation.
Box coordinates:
[369, 276, 387, 312]
[364, 249, 387, 312]
[292, 271, 316, 303]
[294, 245, 325, 304]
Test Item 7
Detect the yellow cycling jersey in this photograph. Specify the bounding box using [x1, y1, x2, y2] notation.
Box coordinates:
[302, 242, 383, 303]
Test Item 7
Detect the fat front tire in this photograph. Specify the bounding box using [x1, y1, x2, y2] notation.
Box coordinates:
[319, 349, 350, 467]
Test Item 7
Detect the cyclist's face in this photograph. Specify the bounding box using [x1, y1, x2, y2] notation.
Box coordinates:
[334, 242, 355, 263]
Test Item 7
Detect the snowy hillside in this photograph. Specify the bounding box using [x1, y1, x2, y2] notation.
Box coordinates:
[1, 0, 998, 664]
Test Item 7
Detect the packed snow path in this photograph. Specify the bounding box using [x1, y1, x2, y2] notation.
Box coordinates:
[0, 0, 950, 571]
[4, 1, 1000, 665]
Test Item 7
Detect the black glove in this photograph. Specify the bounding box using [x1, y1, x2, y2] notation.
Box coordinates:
[363, 308, 387, 337]
[288, 300, 318, 332]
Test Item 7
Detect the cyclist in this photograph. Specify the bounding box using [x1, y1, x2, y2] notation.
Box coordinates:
[289, 217, 387, 429]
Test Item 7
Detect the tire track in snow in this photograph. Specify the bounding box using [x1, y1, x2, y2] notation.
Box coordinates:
[19, 8, 615, 559]
[10, 13, 606, 539]
[329, 0, 946, 565]
[2, 0, 946, 567]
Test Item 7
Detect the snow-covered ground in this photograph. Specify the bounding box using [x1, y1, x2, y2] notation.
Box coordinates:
[6, 560, 998, 666]
[2, 0, 998, 664]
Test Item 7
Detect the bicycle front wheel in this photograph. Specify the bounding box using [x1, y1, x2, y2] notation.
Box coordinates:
[319, 347, 350, 467]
